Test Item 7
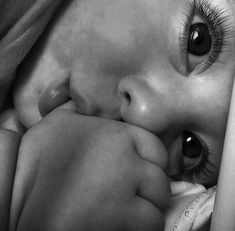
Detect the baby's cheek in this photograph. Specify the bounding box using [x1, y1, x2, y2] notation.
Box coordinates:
[69, 59, 121, 118]
[67, 31, 148, 118]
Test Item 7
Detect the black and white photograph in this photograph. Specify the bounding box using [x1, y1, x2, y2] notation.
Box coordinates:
[0, 0, 235, 230]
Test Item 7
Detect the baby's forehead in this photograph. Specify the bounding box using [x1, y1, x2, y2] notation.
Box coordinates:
[51, 0, 147, 45]
[52, 0, 231, 39]
[48, 0, 173, 66]
[48, 0, 232, 67]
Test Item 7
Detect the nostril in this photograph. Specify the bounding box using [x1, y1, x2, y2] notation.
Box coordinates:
[119, 90, 132, 121]
[120, 91, 132, 106]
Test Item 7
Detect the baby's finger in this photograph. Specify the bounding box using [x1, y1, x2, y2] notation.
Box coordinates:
[137, 161, 171, 210]
[127, 125, 168, 169]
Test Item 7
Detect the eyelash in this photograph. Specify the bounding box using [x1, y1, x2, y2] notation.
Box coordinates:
[180, 0, 232, 73]
[174, 135, 217, 186]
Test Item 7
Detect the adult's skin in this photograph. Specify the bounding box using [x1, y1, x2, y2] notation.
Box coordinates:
[0, 129, 20, 231]
[0, 2, 64, 226]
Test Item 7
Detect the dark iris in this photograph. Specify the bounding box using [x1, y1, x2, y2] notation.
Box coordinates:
[182, 131, 202, 158]
[188, 22, 212, 56]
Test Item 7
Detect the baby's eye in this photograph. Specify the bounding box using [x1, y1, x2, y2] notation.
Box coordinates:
[188, 23, 212, 56]
[187, 22, 212, 71]
[182, 131, 203, 165]
[181, 0, 230, 74]
[170, 131, 214, 184]
[179, 131, 209, 181]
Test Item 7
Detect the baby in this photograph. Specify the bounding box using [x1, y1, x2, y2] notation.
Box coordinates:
[1, 0, 235, 230]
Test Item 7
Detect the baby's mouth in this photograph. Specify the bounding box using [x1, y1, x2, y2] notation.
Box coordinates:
[38, 78, 74, 117]
[38, 78, 122, 120]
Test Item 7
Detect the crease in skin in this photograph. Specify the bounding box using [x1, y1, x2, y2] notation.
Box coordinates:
[0, 109, 25, 135]
[13, 155, 40, 231]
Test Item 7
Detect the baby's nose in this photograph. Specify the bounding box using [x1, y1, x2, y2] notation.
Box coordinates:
[118, 76, 169, 133]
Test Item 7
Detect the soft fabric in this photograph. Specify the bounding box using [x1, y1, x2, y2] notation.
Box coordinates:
[0, 0, 63, 111]
[165, 181, 216, 231]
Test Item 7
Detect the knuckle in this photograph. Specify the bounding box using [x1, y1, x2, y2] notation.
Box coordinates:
[145, 164, 162, 179]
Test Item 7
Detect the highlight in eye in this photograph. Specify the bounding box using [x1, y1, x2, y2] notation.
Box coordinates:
[172, 131, 218, 186]
[188, 22, 212, 56]
[179, 0, 233, 73]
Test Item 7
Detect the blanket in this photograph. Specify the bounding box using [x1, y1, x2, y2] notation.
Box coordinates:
[0, 0, 63, 111]
[165, 182, 216, 231]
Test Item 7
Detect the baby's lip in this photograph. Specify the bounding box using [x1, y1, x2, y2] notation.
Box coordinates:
[38, 78, 71, 117]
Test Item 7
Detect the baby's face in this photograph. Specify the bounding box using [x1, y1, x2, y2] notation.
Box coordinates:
[14, 0, 235, 186]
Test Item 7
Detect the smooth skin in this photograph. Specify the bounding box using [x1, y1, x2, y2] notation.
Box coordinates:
[10, 109, 170, 231]
[14, 0, 235, 185]
[5, 0, 235, 230]
[0, 129, 20, 231]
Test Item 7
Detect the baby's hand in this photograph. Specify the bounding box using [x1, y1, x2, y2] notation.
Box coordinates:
[10, 109, 170, 231]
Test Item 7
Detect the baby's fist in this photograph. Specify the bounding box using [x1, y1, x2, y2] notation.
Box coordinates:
[11, 109, 170, 231]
